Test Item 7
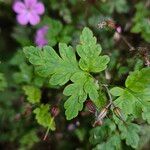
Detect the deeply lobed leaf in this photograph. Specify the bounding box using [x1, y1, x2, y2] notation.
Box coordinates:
[119, 123, 140, 148]
[24, 43, 80, 86]
[24, 27, 109, 120]
[111, 68, 150, 122]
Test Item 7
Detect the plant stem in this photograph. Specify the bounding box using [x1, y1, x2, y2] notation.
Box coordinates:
[120, 35, 135, 51]
[102, 84, 115, 107]
[43, 117, 54, 141]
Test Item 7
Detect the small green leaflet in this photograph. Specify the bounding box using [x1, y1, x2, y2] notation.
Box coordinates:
[23, 85, 41, 104]
[33, 104, 55, 130]
[24, 27, 110, 120]
[110, 68, 150, 122]
[77, 27, 110, 73]
[118, 123, 140, 148]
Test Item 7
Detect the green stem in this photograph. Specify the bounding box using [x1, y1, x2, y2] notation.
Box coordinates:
[102, 84, 115, 107]
[43, 117, 54, 141]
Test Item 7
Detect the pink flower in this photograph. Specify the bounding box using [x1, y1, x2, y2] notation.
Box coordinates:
[116, 26, 122, 33]
[13, 0, 45, 25]
[35, 26, 49, 47]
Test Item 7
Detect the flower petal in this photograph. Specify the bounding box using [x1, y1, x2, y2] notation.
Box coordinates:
[29, 13, 40, 25]
[13, 2, 26, 14]
[17, 13, 29, 25]
[35, 37, 48, 47]
[24, 0, 37, 7]
[34, 2, 45, 15]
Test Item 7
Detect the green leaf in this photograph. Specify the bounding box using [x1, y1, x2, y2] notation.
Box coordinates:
[112, 68, 150, 120]
[142, 104, 150, 124]
[24, 27, 110, 120]
[89, 120, 120, 150]
[115, 0, 129, 13]
[100, 0, 129, 14]
[125, 68, 150, 92]
[23, 86, 41, 104]
[77, 27, 110, 73]
[19, 130, 39, 150]
[84, 77, 99, 102]
[24, 43, 80, 86]
[33, 104, 55, 130]
[63, 71, 100, 120]
[13, 63, 33, 84]
[38, 17, 73, 46]
[39, 17, 62, 46]
[0, 73, 7, 91]
[94, 134, 121, 150]
[12, 26, 32, 46]
[9, 50, 26, 66]
[131, 2, 150, 42]
[119, 123, 140, 148]
[110, 87, 124, 96]
[63, 72, 87, 120]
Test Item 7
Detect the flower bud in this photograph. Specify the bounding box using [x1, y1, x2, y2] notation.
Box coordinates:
[113, 107, 124, 121]
[116, 26, 122, 33]
[93, 120, 103, 127]
[85, 100, 96, 114]
[106, 19, 116, 29]
[97, 107, 108, 120]
[51, 106, 60, 117]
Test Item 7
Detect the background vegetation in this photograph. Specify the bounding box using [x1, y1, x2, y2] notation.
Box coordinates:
[0, 0, 150, 149]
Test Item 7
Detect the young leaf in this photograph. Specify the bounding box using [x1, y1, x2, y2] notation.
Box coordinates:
[23, 85, 41, 104]
[119, 123, 140, 148]
[111, 68, 150, 120]
[76, 27, 110, 73]
[33, 104, 55, 130]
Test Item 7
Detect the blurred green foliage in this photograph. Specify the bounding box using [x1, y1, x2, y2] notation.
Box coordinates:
[0, 0, 150, 149]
